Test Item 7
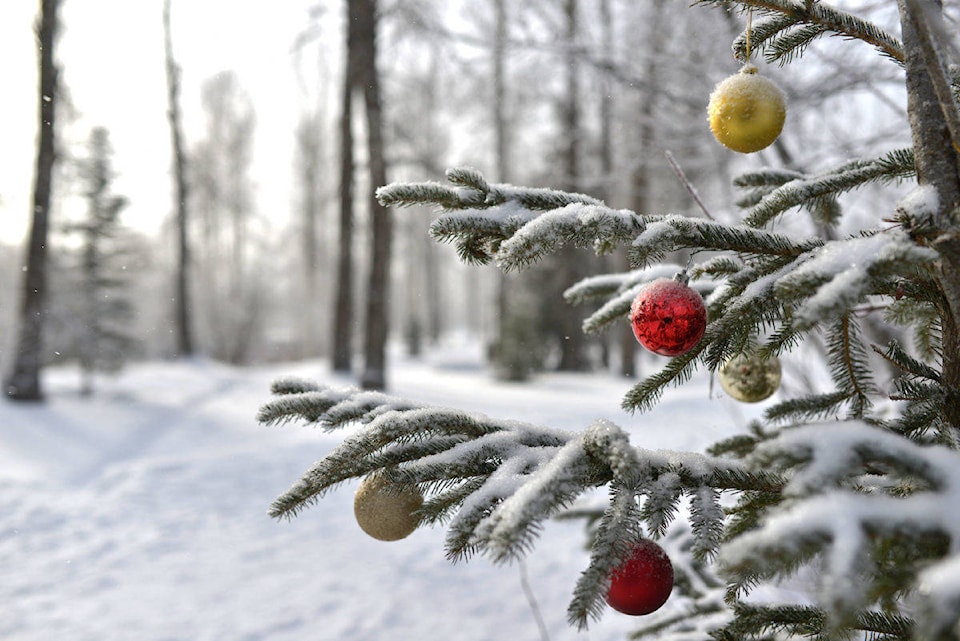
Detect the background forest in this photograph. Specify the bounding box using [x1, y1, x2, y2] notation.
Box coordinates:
[0, 0, 915, 393]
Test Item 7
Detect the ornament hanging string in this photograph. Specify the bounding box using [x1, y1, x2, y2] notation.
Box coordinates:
[745, 7, 753, 62]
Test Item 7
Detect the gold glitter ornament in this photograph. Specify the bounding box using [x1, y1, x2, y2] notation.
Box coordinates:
[707, 65, 786, 154]
[353, 474, 423, 541]
[719, 352, 782, 403]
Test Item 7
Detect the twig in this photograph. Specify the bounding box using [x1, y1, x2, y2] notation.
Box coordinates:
[518, 559, 551, 641]
[664, 150, 717, 221]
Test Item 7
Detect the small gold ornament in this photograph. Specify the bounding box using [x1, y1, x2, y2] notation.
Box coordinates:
[353, 474, 423, 541]
[707, 65, 786, 154]
[719, 352, 782, 403]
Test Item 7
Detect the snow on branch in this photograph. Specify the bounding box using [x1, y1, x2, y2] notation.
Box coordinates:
[742, 148, 916, 228]
[377, 168, 820, 271]
[774, 229, 938, 329]
[377, 167, 636, 267]
[258, 381, 781, 627]
[696, 0, 905, 65]
[719, 420, 960, 633]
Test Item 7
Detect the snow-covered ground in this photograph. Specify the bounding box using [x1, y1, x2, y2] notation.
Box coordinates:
[0, 337, 765, 641]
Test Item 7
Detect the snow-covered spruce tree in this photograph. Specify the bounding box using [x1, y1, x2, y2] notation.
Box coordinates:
[260, 1, 960, 638]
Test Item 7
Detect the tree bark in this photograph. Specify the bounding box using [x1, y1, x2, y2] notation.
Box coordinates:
[6, 0, 60, 401]
[898, 0, 960, 430]
[357, 0, 392, 390]
[163, 0, 194, 358]
[332, 3, 359, 373]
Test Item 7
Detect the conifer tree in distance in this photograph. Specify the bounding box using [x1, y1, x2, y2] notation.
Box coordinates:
[260, 1, 960, 639]
[62, 127, 138, 396]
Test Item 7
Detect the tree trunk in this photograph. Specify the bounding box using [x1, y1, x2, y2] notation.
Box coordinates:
[357, 0, 392, 390]
[6, 0, 60, 401]
[332, 3, 358, 374]
[163, 0, 194, 358]
[555, 0, 591, 372]
[897, 0, 960, 430]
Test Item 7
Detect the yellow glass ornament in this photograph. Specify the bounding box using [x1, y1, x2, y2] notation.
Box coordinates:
[719, 353, 782, 403]
[707, 65, 786, 153]
[353, 474, 423, 541]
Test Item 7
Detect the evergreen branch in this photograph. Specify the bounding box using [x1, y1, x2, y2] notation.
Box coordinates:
[689, 486, 725, 560]
[743, 149, 916, 228]
[621, 344, 705, 413]
[720, 602, 912, 640]
[884, 294, 943, 361]
[719, 421, 960, 635]
[765, 23, 828, 65]
[733, 167, 805, 189]
[889, 377, 957, 444]
[495, 203, 644, 271]
[417, 476, 487, 525]
[568, 481, 644, 629]
[764, 390, 854, 423]
[690, 255, 744, 279]
[722, 490, 784, 545]
[829, 313, 877, 416]
[641, 472, 683, 538]
[384, 168, 821, 271]
[873, 339, 942, 383]
[698, 0, 904, 64]
[629, 215, 820, 267]
[626, 598, 728, 640]
[480, 438, 598, 563]
[376, 180, 465, 209]
[257, 387, 421, 429]
[259, 384, 754, 610]
[775, 229, 938, 331]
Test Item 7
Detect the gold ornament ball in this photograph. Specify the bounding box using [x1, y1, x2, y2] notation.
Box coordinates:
[719, 353, 782, 403]
[707, 65, 786, 154]
[353, 475, 423, 541]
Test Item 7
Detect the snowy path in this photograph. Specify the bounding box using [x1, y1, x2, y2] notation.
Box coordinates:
[0, 345, 756, 641]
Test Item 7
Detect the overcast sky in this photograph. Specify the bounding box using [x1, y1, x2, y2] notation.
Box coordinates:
[0, 0, 328, 245]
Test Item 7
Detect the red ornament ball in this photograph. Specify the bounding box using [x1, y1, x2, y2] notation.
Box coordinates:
[606, 539, 674, 616]
[630, 278, 707, 356]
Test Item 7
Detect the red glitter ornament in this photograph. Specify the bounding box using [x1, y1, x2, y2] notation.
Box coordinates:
[629, 276, 707, 356]
[605, 539, 674, 616]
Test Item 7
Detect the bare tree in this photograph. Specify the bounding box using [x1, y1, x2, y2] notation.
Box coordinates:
[191, 72, 262, 364]
[553, 0, 591, 372]
[163, 0, 194, 357]
[355, 0, 392, 391]
[331, 3, 359, 374]
[6, 0, 61, 401]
